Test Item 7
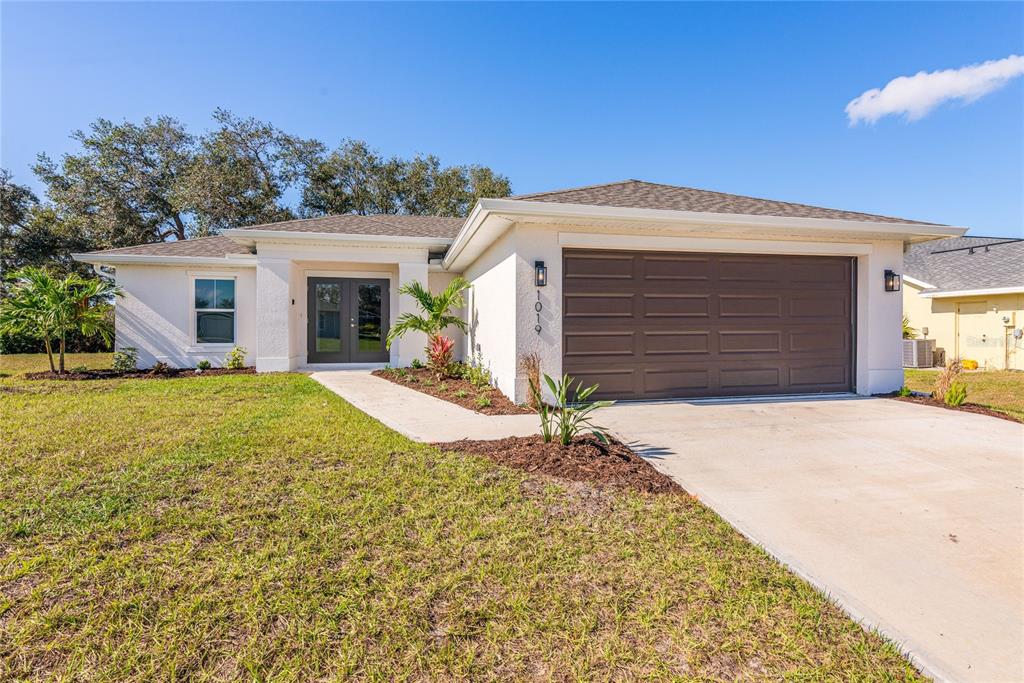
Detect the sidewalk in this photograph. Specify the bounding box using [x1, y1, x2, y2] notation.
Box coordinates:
[310, 369, 537, 442]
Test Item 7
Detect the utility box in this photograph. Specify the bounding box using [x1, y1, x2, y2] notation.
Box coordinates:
[903, 339, 937, 368]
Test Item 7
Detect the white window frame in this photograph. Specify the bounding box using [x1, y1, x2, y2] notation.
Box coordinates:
[189, 273, 238, 349]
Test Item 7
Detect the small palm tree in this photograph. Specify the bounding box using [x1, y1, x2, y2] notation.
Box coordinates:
[385, 277, 469, 363]
[0, 267, 121, 373]
[902, 315, 917, 340]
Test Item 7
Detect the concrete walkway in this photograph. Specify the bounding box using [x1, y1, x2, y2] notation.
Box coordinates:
[598, 397, 1024, 683]
[311, 369, 536, 442]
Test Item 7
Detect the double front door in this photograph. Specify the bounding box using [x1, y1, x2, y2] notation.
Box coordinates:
[307, 277, 390, 363]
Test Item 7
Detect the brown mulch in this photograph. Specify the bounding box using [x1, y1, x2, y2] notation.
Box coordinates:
[434, 434, 683, 495]
[890, 395, 1021, 423]
[372, 367, 532, 416]
[24, 367, 256, 381]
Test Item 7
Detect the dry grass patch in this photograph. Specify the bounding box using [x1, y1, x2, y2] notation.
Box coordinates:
[1, 372, 925, 681]
[904, 368, 1024, 421]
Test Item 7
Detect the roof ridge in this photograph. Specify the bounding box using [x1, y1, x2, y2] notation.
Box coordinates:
[509, 179, 639, 200]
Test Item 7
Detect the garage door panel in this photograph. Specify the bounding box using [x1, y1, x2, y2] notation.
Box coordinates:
[643, 331, 710, 356]
[718, 294, 783, 318]
[564, 293, 634, 318]
[642, 255, 711, 281]
[564, 331, 634, 357]
[563, 249, 854, 398]
[642, 294, 710, 318]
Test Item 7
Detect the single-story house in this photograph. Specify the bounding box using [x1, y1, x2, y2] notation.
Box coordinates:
[903, 236, 1024, 370]
[75, 180, 966, 402]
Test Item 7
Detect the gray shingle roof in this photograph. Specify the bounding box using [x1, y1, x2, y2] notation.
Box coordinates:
[512, 180, 942, 225]
[82, 236, 250, 258]
[904, 236, 1024, 292]
[239, 213, 464, 238]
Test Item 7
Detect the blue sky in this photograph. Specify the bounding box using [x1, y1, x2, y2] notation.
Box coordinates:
[2, 2, 1022, 236]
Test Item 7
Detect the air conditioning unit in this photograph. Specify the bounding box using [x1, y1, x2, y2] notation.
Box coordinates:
[903, 339, 937, 368]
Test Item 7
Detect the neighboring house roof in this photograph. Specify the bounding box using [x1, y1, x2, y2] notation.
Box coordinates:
[511, 179, 943, 226]
[904, 236, 1024, 295]
[82, 235, 250, 258]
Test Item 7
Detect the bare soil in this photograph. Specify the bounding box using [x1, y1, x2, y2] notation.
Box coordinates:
[891, 394, 1022, 423]
[372, 367, 532, 415]
[434, 434, 683, 494]
[25, 367, 256, 381]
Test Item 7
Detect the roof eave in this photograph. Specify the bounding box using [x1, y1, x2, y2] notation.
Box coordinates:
[443, 198, 968, 270]
[72, 253, 257, 267]
[919, 286, 1024, 299]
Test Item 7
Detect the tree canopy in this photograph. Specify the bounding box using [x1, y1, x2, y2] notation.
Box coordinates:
[2, 110, 512, 277]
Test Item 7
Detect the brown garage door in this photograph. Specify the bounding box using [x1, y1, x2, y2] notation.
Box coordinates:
[562, 249, 854, 399]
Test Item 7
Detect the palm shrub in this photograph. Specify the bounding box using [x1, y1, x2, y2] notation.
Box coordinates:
[944, 382, 968, 407]
[0, 267, 121, 373]
[902, 315, 917, 340]
[530, 373, 615, 446]
[385, 277, 469, 375]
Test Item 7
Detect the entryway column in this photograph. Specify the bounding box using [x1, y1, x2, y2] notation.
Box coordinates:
[396, 262, 429, 367]
[255, 257, 295, 372]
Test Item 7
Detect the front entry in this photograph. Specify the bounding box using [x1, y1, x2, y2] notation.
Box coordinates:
[307, 277, 390, 363]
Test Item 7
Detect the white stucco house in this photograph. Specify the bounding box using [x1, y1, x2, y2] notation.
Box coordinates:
[75, 180, 965, 402]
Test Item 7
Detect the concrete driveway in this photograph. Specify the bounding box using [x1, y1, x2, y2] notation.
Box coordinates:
[599, 396, 1023, 683]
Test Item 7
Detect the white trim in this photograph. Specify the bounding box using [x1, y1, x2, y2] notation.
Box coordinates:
[223, 229, 454, 248]
[72, 253, 257, 267]
[190, 274, 238, 347]
[443, 198, 967, 269]
[902, 275, 936, 290]
[920, 286, 1024, 299]
[557, 232, 875, 256]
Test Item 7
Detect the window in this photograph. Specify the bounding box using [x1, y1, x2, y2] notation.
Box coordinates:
[194, 278, 235, 344]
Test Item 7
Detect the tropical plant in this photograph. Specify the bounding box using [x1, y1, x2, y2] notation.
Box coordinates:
[531, 373, 614, 446]
[385, 277, 470, 373]
[0, 267, 120, 373]
[902, 315, 917, 340]
[944, 382, 968, 407]
[427, 334, 455, 378]
[896, 385, 913, 397]
[197, 359, 212, 371]
[224, 346, 248, 369]
[112, 347, 139, 373]
[475, 395, 492, 409]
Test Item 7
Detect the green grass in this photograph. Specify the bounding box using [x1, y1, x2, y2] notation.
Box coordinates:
[0, 368, 924, 681]
[0, 352, 113, 377]
[904, 369, 1024, 421]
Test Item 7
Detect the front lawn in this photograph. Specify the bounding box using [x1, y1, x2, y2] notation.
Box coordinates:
[0, 352, 113, 376]
[0, 372, 923, 680]
[904, 369, 1024, 422]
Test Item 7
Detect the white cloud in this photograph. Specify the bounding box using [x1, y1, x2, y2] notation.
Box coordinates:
[846, 54, 1024, 125]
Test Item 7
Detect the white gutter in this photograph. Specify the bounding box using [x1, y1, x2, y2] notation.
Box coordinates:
[72, 253, 258, 267]
[903, 275, 937, 290]
[442, 198, 968, 270]
[223, 228, 454, 249]
[920, 286, 1024, 299]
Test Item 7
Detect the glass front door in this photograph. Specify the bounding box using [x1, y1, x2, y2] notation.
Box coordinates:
[307, 277, 390, 363]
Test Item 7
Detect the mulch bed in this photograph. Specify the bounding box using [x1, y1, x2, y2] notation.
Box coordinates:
[434, 434, 683, 494]
[372, 367, 532, 416]
[890, 395, 1021, 423]
[24, 367, 256, 381]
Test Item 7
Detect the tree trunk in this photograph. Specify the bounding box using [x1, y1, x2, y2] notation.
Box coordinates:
[43, 338, 55, 373]
[58, 337, 66, 374]
[171, 214, 187, 242]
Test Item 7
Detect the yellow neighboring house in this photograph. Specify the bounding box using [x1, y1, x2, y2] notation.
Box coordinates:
[903, 236, 1024, 370]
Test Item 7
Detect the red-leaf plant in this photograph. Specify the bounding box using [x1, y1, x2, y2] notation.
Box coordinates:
[427, 334, 455, 378]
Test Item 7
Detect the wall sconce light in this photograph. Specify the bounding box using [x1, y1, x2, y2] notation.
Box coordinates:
[884, 269, 901, 292]
[534, 261, 547, 287]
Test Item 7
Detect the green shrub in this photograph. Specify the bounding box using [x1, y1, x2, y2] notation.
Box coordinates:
[112, 347, 138, 373]
[411, 358, 423, 369]
[944, 382, 968, 407]
[455, 389, 468, 398]
[531, 373, 614, 446]
[197, 359, 212, 371]
[151, 361, 171, 374]
[475, 395, 492, 409]
[70, 365, 89, 373]
[224, 346, 247, 370]
[897, 386, 912, 397]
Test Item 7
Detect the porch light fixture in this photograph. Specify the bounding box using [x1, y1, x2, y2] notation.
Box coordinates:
[534, 261, 547, 287]
[884, 270, 901, 292]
